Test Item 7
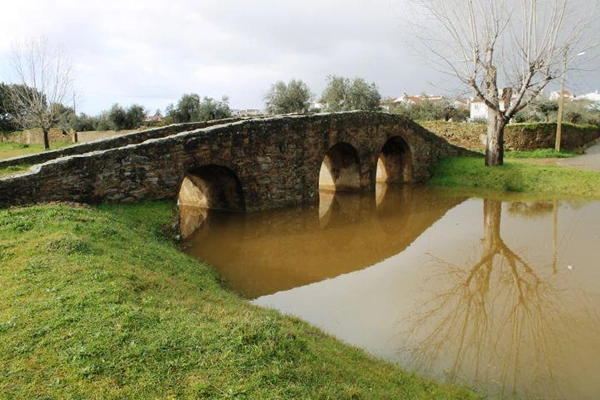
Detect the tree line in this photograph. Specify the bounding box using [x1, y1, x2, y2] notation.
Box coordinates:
[0, 38, 390, 149]
[0, 69, 387, 142]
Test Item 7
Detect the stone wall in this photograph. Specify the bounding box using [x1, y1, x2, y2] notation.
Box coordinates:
[421, 121, 599, 151]
[0, 112, 472, 211]
[75, 130, 132, 143]
[19, 128, 75, 144]
[1, 128, 74, 144]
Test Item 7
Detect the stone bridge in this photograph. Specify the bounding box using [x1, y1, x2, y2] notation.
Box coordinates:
[0, 112, 471, 221]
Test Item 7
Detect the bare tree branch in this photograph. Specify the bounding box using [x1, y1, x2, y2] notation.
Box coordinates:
[6, 37, 74, 149]
[403, 0, 598, 166]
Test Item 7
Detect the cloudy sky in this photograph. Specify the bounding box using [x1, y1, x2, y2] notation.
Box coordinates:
[1, 0, 598, 115]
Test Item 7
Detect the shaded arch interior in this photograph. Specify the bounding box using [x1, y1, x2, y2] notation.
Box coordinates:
[319, 142, 361, 192]
[178, 165, 245, 238]
[376, 136, 413, 183]
[178, 165, 246, 211]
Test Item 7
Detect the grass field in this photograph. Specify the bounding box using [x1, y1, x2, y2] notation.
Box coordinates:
[504, 148, 579, 158]
[0, 141, 73, 160]
[429, 156, 600, 197]
[0, 202, 480, 399]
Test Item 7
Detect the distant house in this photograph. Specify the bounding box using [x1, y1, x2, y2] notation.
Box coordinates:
[381, 94, 468, 118]
[578, 91, 600, 103]
[144, 115, 163, 123]
[549, 90, 575, 101]
[309, 102, 325, 111]
[470, 99, 489, 121]
[469, 92, 526, 121]
[394, 93, 445, 105]
[232, 109, 263, 117]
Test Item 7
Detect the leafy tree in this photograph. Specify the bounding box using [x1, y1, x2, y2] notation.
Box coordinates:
[168, 93, 200, 123]
[320, 76, 349, 112]
[196, 96, 231, 121]
[264, 79, 313, 114]
[52, 103, 76, 130]
[95, 111, 114, 131]
[166, 94, 231, 123]
[320, 75, 381, 112]
[125, 104, 146, 129]
[408, 0, 596, 166]
[106, 103, 146, 130]
[108, 104, 128, 130]
[514, 98, 600, 125]
[5, 37, 74, 149]
[347, 78, 381, 111]
[514, 98, 560, 123]
[0, 83, 20, 132]
[69, 113, 97, 132]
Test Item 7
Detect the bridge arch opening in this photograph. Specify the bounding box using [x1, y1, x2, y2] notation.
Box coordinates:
[319, 142, 361, 193]
[376, 136, 412, 184]
[178, 165, 245, 238]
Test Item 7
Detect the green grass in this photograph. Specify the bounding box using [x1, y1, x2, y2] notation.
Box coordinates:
[0, 202, 480, 399]
[429, 156, 600, 197]
[0, 141, 72, 160]
[505, 148, 579, 158]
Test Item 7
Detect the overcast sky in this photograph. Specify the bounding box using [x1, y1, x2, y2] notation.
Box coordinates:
[1, 0, 599, 115]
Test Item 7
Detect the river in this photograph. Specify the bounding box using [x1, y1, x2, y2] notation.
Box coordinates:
[182, 185, 600, 399]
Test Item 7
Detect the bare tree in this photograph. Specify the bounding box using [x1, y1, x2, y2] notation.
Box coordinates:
[407, 0, 598, 166]
[7, 37, 74, 149]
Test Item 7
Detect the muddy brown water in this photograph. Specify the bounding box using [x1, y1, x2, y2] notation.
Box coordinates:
[182, 185, 600, 399]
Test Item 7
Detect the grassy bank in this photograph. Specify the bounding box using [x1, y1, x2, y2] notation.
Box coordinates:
[0, 202, 479, 399]
[0, 141, 72, 160]
[505, 148, 578, 158]
[429, 156, 600, 197]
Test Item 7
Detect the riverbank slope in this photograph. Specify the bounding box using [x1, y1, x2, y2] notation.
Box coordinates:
[0, 201, 479, 399]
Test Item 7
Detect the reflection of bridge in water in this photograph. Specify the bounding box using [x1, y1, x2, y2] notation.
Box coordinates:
[182, 185, 467, 298]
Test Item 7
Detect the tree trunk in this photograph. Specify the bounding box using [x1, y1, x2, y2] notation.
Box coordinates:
[483, 199, 502, 249]
[42, 128, 50, 150]
[485, 111, 505, 167]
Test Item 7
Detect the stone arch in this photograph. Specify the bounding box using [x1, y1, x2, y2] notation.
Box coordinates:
[319, 142, 361, 192]
[376, 136, 413, 183]
[178, 165, 245, 238]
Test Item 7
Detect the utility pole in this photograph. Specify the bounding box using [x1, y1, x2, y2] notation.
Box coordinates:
[555, 47, 568, 152]
[555, 49, 585, 152]
[72, 90, 78, 143]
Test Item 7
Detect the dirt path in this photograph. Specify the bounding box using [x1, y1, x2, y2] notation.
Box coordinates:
[517, 140, 600, 172]
[556, 141, 600, 171]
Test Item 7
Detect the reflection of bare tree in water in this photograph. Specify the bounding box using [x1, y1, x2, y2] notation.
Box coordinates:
[404, 199, 600, 399]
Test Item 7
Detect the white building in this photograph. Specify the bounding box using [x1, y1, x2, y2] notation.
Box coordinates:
[469, 98, 510, 121]
[470, 100, 489, 121]
[549, 90, 575, 101]
[579, 91, 600, 103]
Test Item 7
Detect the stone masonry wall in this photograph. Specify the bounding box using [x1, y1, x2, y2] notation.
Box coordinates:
[7, 128, 75, 144]
[0, 112, 472, 211]
[421, 121, 600, 151]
